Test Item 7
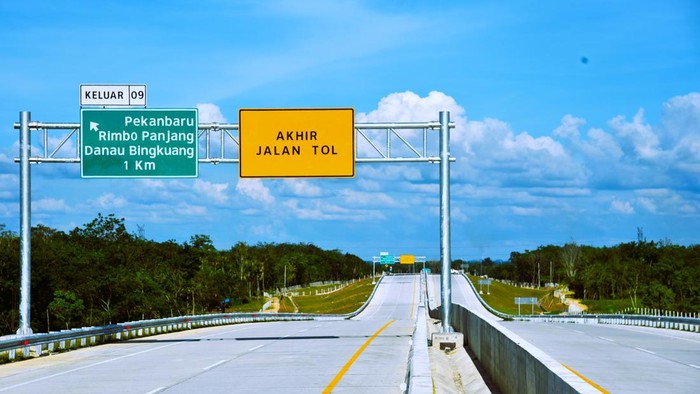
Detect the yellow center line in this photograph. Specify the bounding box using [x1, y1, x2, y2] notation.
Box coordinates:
[323, 320, 395, 393]
[561, 363, 609, 394]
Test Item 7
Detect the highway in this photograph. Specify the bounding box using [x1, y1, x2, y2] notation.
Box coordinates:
[0, 275, 419, 394]
[430, 273, 700, 393]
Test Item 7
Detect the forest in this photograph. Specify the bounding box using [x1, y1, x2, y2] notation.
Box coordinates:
[2, 214, 698, 335]
[0, 214, 370, 335]
[464, 239, 700, 313]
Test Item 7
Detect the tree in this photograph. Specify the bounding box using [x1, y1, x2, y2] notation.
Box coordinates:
[561, 242, 580, 282]
[48, 290, 85, 330]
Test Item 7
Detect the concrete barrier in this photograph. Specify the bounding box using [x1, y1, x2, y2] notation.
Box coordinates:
[434, 304, 599, 394]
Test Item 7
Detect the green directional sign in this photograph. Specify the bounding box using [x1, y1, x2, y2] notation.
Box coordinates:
[81, 109, 198, 178]
[380, 254, 395, 265]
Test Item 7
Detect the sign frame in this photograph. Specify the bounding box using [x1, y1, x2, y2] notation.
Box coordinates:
[238, 107, 355, 178]
[80, 84, 147, 107]
[80, 108, 199, 179]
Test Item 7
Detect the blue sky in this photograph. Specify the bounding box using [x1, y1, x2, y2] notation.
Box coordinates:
[1, 1, 699, 260]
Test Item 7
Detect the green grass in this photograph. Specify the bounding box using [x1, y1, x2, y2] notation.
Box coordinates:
[228, 297, 267, 313]
[466, 275, 567, 315]
[581, 298, 634, 314]
[278, 296, 297, 313]
[293, 278, 375, 314]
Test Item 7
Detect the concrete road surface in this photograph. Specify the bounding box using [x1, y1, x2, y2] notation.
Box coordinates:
[0, 275, 420, 394]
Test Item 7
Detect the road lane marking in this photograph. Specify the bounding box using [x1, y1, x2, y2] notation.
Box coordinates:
[144, 387, 165, 394]
[248, 344, 264, 351]
[0, 341, 186, 392]
[0, 323, 268, 393]
[598, 336, 615, 342]
[689, 364, 700, 369]
[574, 330, 584, 334]
[635, 347, 656, 355]
[203, 359, 227, 371]
[561, 363, 609, 394]
[323, 320, 395, 393]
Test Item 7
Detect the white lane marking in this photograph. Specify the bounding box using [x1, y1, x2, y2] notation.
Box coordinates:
[203, 359, 227, 371]
[0, 322, 268, 392]
[602, 325, 700, 344]
[689, 364, 700, 369]
[144, 387, 165, 394]
[248, 344, 263, 351]
[574, 330, 584, 334]
[635, 347, 656, 355]
[598, 336, 615, 342]
[299, 328, 309, 333]
[0, 341, 184, 392]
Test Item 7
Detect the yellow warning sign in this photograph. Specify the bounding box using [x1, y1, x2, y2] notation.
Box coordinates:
[399, 255, 415, 265]
[239, 108, 355, 178]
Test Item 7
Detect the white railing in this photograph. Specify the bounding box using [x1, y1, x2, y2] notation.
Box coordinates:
[1, 276, 385, 362]
[458, 272, 700, 332]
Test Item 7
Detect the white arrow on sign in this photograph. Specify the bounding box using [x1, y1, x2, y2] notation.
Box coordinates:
[90, 122, 99, 132]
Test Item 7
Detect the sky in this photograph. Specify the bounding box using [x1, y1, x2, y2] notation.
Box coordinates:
[0, 1, 699, 261]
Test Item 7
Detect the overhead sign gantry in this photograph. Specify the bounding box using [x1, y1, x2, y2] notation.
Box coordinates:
[13, 89, 456, 336]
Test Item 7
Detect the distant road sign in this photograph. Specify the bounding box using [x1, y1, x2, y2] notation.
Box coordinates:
[80, 108, 198, 178]
[80, 84, 147, 106]
[239, 108, 355, 178]
[380, 254, 395, 265]
[399, 255, 415, 265]
[514, 297, 538, 305]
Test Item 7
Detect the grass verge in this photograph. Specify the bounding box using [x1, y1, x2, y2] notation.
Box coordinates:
[466, 275, 567, 315]
[293, 278, 375, 314]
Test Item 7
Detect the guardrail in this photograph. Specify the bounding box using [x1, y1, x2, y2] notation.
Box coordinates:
[458, 272, 700, 332]
[1, 275, 385, 363]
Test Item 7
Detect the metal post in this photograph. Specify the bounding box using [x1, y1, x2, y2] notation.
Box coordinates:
[439, 111, 452, 333]
[18, 111, 33, 336]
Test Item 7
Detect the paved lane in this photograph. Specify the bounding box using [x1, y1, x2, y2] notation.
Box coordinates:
[0, 275, 419, 394]
[501, 320, 700, 393]
[436, 272, 700, 393]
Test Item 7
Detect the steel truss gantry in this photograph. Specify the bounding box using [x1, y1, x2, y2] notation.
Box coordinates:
[13, 111, 456, 335]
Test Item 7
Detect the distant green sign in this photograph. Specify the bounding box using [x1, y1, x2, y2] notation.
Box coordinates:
[81, 109, 198, 178]
[380, 254, 395, 265]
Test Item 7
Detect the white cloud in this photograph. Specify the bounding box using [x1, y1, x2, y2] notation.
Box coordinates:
[0, 153, 13, 164]
[357, 90, 464, 123]
[197, 103, 228, 123]
[637, 197, 657, 213]
[34, 198, 69, 212]
[236, 179, 275, 204]
[661, 92, 700, 145]
[609, 109, 660, 160]
[554, 115, 585, 139]
[175, 202, 207, 216]
[283, 199, 383, 221]
[282, 179, 322, 197]
[193, 179, 229, 204]
[356, 91, 467, 160]
[339, 189, 398, 207]
[93, 193, 127, 209]
[512, 206, 543, 216]
[610, 199, 634, 214]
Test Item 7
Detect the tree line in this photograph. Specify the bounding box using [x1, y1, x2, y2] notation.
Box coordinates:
[466, 240, 700, 313]
[0, 214, 370, 335]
